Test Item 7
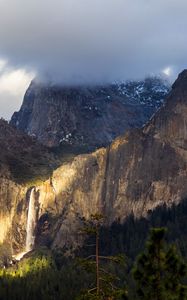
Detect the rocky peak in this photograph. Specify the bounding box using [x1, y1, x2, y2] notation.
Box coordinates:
[142, 70, 187, 147]
[10, 77, 169, 149]
[172, 69, 187, 90]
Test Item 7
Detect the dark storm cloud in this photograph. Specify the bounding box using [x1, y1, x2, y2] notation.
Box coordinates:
[0, 0, 187, 84]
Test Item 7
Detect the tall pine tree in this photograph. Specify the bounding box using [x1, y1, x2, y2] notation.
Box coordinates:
[77, 213, 127, 300]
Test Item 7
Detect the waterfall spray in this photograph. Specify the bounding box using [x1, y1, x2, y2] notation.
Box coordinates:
[26, 188, 37, 252]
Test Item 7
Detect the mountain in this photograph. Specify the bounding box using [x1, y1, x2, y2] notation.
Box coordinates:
[10, 77, 169, 149]
[35, 70, 187, 251]
[0, 70, 186, 256]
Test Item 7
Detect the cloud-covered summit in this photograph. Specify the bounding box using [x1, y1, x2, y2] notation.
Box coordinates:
[0, 0, 187, 84]
[0, 0, 187, 118]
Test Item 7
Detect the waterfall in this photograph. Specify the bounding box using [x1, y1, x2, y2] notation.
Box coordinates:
[26, 188, 37, 252]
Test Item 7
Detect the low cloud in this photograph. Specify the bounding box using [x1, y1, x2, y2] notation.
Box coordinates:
[0, 0, 187, 117]
[0, 60, 33, 119]
[0, 0, 186, 84]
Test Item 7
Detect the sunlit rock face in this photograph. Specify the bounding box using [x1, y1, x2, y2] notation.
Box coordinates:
[1, 71, 187, 254]
[33, 70, 187, 250]
[0, 178, 27, 251]
[10, 77, 169, 149]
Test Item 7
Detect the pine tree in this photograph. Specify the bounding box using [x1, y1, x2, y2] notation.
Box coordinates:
[77, 213, 128, 300]
[132, 227, 186, 300]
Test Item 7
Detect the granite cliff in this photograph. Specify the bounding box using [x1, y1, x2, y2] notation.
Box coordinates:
[35, 71, 187, 250]
[0, 71, 186, 256]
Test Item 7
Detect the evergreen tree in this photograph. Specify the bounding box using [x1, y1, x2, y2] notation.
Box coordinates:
[133, 228, 186, 300]
[77, 213, 128, 300]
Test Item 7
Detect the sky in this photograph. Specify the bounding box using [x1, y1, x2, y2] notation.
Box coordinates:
[0, 0, 187, 119]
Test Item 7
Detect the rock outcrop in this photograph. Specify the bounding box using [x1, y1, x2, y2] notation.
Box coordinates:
[10, 77, 169, 149]
[0, 119, 59, 183]
[1, 71, 187, 255]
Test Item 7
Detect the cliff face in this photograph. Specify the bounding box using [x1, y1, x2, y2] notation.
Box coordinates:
[34, 70, 187, 250]
[10, 77, 169, 149]
[0, 71, 186, 254]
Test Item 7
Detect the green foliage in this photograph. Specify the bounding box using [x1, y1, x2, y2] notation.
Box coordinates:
[0, 223, 187, 299]
[0, 255, 60, 300]
[0, 250, 93, 300]
[133, 228, 187, 300]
